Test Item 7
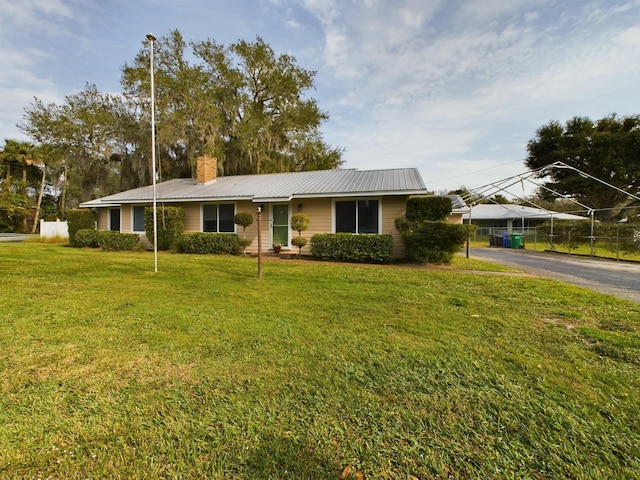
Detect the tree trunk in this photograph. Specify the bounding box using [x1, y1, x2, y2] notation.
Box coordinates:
[31, 165, 46, 234]
[60, 166, 67, 219]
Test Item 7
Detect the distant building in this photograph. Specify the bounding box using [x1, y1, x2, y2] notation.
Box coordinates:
[462, 204, 587, 234]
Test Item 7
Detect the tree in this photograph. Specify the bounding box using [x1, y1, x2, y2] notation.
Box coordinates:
[121, 31, 343, 177]
[0, 140, 45, 232]
[525, 115, 640, 221]
[20, 84, 136, 207]
[19, 31, 343, 210]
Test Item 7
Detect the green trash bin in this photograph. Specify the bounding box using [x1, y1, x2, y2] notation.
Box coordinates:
[510, 233, 524, 249]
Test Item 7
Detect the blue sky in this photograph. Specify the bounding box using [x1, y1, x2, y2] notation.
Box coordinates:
[1, 0, 639, 195]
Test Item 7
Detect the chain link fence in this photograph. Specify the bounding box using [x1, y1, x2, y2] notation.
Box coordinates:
[472, 221, 639, 259]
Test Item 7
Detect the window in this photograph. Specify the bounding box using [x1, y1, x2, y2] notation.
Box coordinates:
[133, 206, 145, 232]
[109, 208, 120, 232]
[335, 199, 379, 234]
[203, 204, 235, 232]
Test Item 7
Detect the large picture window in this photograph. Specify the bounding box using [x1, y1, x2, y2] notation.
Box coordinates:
[133, 206, 145, 232]
[203, 204, 235, 233]
[335, 199, 379, 234]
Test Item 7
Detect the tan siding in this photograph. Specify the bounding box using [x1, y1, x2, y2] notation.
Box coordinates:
[93, 196, 409, 257]
[292, 199, 332, 255]
[235, 199, 333, 255]
[181, 203, 202, 232]
[97, 209, 108, 230]
[381, 196, 407, 258]
[236, 201, 261, 254]
[121, 206, 132, 232]
[448, 213, 463, 224]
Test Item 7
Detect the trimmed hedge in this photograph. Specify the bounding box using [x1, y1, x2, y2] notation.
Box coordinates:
[73, 229, 139, 251]
[67, 209, 96, 246]
[406, 196, 453, 222]
[144, 206, 185, 251]
[396, 219, 470, 264]
[175, 233, 242, 255]
[74, 229, 101, 248]
[99, 232, 139, 251]
[310, 233, 394, 263]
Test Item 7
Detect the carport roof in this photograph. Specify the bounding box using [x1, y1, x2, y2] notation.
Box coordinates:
[462, 204, 587, 221]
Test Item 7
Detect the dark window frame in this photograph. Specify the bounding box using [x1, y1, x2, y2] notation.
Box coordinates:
[133, 206, 145, 232]
[335, 199, 380, 234]
[109, 208, 120, 232]
[202, 203, 236, 233]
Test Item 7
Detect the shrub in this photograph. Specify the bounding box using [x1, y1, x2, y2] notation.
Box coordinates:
[233, 212, 254, 233]
[406, 196, 453, 222]
[72, 230, 139, 251]
[175, 233, 242, 255]
[144, 206, 184, 250]
[290, 213, 311, 256]
[74, 229, 101, 248]
[234, 212, 254, 253]
[238, 238, 252, 252]
[67, 209, 96, 246]
[99, 232, 140, 251]
[290, 213, 311, 234]
[310, 233, 394, 263]
[396, 220, 470, 263]
[291, 236, 308, 256]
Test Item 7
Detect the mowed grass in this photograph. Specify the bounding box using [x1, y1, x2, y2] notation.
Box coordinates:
[1, 244, 639, 479]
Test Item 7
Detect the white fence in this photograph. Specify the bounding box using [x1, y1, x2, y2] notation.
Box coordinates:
[40, 219, 69, 239]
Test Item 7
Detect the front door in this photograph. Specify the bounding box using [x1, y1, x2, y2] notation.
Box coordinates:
[272, 204, 289, 248]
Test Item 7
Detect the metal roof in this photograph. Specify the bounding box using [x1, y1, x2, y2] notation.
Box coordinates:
[80, 168, 427, 207]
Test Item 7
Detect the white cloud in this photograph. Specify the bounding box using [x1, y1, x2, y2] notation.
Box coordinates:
[1, 0, 638, 195]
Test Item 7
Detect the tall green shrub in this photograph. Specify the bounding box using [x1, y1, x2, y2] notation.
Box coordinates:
[406, 196, 452, 222]
[396, 219, 470, 263]
[396, 196, 469, 264]
[144, 206, 185, 251]
[67, 209, 96, 246]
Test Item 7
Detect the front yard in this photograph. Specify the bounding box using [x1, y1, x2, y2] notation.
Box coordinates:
[1, 244, 639, 479]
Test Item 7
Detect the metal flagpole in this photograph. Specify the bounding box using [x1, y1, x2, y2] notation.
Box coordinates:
[147, 33, 158, 273]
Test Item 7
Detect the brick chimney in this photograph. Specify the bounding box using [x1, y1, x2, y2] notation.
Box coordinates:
[196, 155, 217, 184]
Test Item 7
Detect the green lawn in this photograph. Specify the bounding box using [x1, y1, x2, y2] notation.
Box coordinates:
[1, 243, 639, 479]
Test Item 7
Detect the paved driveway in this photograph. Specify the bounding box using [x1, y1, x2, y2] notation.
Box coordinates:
[469, 247, 640, 304]
[0, 234, 37, 242]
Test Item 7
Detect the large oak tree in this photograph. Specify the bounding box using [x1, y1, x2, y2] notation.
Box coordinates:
[526, 115, 640, 221]
[120, 30, 342, 177]
[19, 30, 342, 213]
